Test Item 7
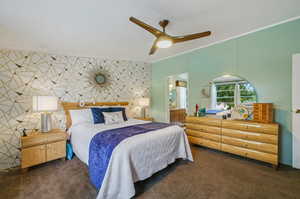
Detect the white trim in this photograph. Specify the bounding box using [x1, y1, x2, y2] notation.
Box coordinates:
[292, 54, 300, 169]
[214, 80, 247, 85]
[165, 76, 170, 123]
[152, 15, 300, 63]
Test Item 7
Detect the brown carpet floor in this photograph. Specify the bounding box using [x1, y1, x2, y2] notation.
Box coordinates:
[1, 145, 300, 199]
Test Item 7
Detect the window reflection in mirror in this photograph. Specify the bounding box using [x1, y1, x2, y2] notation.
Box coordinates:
[210, 75, 257, 110]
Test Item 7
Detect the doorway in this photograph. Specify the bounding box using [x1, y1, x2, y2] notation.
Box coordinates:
[292, 54, 300, 169]
[167, 73, 188, 125]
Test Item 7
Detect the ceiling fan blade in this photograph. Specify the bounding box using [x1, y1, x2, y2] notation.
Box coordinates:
[129, 17, 163, 37]
[172, 31, 211, 43]
[149, 39, 159, 55]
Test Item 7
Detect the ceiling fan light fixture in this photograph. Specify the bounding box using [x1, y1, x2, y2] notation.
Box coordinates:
[129, 17, 211, 55]
[156, 37, 173, 48]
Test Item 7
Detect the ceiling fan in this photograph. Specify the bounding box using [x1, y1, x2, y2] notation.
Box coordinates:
[129, 17, 211, 55]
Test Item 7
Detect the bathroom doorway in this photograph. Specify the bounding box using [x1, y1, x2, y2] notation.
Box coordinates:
[167, 73, 188, 125]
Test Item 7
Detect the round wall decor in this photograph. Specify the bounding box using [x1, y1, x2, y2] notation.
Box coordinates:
[95, 73, 106, 85]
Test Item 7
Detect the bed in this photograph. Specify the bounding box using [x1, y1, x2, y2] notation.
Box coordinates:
[62, 101, 193, 199]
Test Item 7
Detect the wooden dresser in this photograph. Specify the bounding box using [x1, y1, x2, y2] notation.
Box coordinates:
[21, 129, 67, 171]
[185, 116, 279, 167]
[170, 109, 186, 124]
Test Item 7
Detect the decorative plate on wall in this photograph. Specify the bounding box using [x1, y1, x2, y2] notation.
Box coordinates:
[85, 67, 111, 89]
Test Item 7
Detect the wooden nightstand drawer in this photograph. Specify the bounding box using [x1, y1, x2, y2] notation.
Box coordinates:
[47, 133, 67, 143]
[46, 141, 66, 161]
[21, 145, 46, 168]
[22, 136, 47, 148]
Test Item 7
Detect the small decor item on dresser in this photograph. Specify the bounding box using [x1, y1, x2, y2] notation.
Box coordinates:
[253, 103, 274, 123]
[22, 128, 28, 137]
[22, 128, 39, 137]
[32, 96, 58, 132]
[194, 104, 199, 116]
[231, 105, 249, 120]
[198, 107, 206, 117]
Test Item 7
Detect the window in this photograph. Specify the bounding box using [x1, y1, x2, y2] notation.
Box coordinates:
[215, 81, 256, 109]
[239, 82, 257, 103]
[216, 83, 235, 108]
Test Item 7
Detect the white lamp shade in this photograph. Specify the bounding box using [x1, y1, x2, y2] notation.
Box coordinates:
[137, 98, 150, 107]
[156, 36, 173, 48]
[33, 96, 58, 112]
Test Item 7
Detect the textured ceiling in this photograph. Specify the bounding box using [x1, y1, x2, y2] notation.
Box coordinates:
[0, 0, 300, 62]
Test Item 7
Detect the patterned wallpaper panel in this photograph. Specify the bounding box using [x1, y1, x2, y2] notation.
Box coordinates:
[0, 49, 151, 169]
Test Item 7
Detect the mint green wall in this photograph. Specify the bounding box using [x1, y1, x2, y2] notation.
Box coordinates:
[151, 19, 300, 165]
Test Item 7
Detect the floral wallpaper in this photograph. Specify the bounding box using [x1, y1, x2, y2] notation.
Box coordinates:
[0, 49, 151, 169]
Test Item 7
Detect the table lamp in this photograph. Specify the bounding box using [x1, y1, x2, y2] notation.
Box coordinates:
[33, 96, 58, 132]
[137, 98, 150, 118]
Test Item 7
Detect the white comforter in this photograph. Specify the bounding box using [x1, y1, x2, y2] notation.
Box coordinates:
[69, 119, 193, 199]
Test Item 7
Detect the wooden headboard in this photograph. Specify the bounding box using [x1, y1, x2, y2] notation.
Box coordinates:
[61, 101, 129, 129]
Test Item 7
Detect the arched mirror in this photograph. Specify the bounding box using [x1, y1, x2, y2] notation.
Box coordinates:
[201, 74, 257, 119]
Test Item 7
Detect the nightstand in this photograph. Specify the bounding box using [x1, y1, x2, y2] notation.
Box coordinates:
[134, 117, 154, 121]
[21, 129, 67, 172]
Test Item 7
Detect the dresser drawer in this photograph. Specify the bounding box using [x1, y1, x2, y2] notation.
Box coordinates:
[222, 120, 248, 130]
[221, 143, 249, 157]
[247, 123, 279, 135]
[22, 136, 47, 148]
[221, 143, 277, 165]
[222, 128, 277, 144]
[188, 136, 221, 150]
[185, 123, 221, 135]
[246, 149, 278, 165]
[185, 117, 221, 127]
[186, 129, 221, 142]
[221, 136, 277, 154]
[46, 133, 67, 143]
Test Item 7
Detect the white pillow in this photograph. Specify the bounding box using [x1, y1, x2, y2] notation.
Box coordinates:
[110, 106, 132, 118]
[69, 109, 93, 126]
[103, 111, 124, 125]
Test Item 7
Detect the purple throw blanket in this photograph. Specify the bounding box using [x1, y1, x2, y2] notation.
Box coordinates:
[88, 122, 172, 189]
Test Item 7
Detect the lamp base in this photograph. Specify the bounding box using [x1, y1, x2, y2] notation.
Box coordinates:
[141, 107, 148, 118]
[41, 113, 52, 133]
